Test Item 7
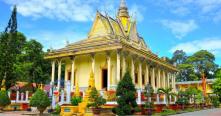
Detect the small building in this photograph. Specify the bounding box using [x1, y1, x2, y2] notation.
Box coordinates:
[45, 0, 178, 92]
[176, 79, 215, 94]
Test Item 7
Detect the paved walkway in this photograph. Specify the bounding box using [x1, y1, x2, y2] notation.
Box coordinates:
[173, 108, 221, 116]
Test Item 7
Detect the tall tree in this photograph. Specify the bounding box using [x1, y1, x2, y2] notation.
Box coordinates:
[0, 6, 22, 89]
[171, 50, 187, 66]
[186, 50, 218, 79]
[16, 39, 50, 89]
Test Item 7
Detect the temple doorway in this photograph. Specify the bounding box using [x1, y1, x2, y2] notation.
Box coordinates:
[102, 69, 108, 90]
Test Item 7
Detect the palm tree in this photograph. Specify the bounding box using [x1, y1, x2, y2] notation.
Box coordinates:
[157, 87, 176, 107]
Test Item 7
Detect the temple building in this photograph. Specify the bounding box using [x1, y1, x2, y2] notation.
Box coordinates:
[45, 0, 178, 92]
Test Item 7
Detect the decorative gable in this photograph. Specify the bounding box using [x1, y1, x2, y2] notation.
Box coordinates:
[88, 12, 113, 39]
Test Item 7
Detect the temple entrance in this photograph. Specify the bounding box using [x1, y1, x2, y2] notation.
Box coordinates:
[102, 69, 108, 90]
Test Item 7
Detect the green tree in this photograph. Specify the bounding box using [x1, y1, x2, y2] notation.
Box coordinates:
[15, 40, 50, 90]
[177, 64, 197, 81]
[171, 50, 187, 65]
[186, 50, 218, 79]
[0, 6, 26, 89]
[215, 68, 221, 79]
[30, 89, 50, 115]
[212, 78, 221, 99]
[157, 88, 176, 107]
[114, 71, 137, 115]
[0, 90, 11, 110]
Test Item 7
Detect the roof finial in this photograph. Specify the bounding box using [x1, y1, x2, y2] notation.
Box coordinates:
[118, 0, 129, 18]
[120, 0, 127, 8]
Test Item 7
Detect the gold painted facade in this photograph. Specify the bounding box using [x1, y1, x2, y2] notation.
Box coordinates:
[45, 0, 178, 92]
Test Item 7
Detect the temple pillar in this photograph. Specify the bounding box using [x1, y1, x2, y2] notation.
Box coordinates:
[158, 69, 161, 89]
[151, 68, 155, 91]
[167, 73, 170, 88]
[71, 57, 75, 92]
[146, 65, 149, 84]
[163, 70, 166, 88]
[139, 62, 142, 89]
[51, 61, 55, 85]
[131, 57, 135, 84]
[50, 60, 55, 96]
[122, 53, 126, 76]
[57, 60, 62, 90]
[107, 53, 111, 90]
[91, 54, 95, 74]
[117, 50, 121, 83]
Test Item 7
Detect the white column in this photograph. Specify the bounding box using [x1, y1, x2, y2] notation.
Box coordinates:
[122, 53, 126, 76]
[57, 60, 62, 90]
[151, 68, 155, 91]
[50, 61, 55, 96]
[91, 54, 95, 74]
[21, 92, 24, 101]
[158, 69, 161, 89]
[25, 91, 29, 102]
[16, 91, 19, 102]
[66, 81, 71, 103]
[156, 93, 160, 104]
[139, 62, 142, 88]
[164, 94, 166, 104]
[107, 53, 111, 90]
[146, 65, 149, 84]
[51, 61, 55, 84]
[167, 73, 170, 88]
[137, 89, 141, 104]
[71, 57, 75, 92]
[61, 90, 64, 104]
[163, 70, 166, 88]
[131, 57, 135, 84]
[116, 50, 121, 83]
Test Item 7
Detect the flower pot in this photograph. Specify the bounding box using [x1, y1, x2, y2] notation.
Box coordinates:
[37, 107, 46, 115]
[143, 108, 153, 115]
[134, 112, 142, 115]
[92, 108, 101, 115]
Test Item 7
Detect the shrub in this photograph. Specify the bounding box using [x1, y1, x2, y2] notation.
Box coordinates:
[55, 104, 61, 114]
[161, 109, 176, 116]
[114, 71, 137, 115]
[30, 89, 50, 115]
[71, 96, 82, 106]
[210, 96, 220, 108]
[176, 97, 188, 105]
[0, 90, 11, 109]
[87, 87, 106, 109]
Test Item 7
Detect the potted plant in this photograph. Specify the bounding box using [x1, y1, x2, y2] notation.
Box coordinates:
[133, 107, 142, 115]
[87, 87, 106, 115]
[143, 83, 154, 115]
[70, 96, 82, 113]
[29, 89, 50, 115]
[71, 96, 82, 106]
[0, 90, 11, 111]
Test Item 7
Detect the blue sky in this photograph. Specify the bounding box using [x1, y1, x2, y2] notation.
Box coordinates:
[0, 0, 221, 66]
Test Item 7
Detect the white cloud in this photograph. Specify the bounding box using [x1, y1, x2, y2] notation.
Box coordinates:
[129, 4, 145, 22]
[161, 20, 198, 39]
[4, 0, 145, 22]
[171, 7, 190, 16]
[3, 0, 108, 22]
[170, 38, 221, 57]
[27, 30, 87, 51]
[154, 0, 221, 23]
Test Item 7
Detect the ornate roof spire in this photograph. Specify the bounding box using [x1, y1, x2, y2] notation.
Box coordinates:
[120, 0, 127, 8]
[118, 0, 129, 18]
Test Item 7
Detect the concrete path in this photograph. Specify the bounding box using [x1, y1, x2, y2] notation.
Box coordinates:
[173, 108, 221, 116]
